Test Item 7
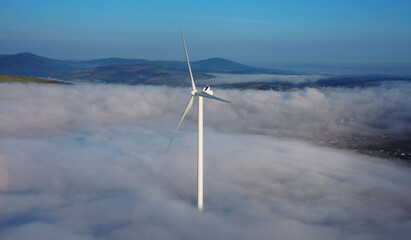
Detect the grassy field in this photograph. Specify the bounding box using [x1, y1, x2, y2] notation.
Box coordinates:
[0, 74, 70, 84]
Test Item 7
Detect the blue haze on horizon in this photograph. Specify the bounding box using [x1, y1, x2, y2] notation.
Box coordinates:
[1, 0, 410, 66]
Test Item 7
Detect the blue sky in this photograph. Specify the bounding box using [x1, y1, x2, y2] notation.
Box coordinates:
[1, 0, 410, 65]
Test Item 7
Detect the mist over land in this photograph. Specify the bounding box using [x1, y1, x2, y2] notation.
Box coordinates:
[0, 80, 410, 239]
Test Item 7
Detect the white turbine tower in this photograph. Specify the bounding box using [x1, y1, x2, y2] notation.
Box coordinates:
[168, 30, 230, 211]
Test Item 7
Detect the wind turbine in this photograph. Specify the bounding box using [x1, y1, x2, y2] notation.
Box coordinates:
[168, 29, 230, 211]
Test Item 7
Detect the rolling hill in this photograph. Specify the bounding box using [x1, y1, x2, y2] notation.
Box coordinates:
[0, 53, 77, 76]
[0, 53, 291, 78]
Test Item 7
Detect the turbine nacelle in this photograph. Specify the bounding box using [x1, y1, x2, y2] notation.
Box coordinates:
[191, 86, 214, 97]
[202, 86, 213, 95]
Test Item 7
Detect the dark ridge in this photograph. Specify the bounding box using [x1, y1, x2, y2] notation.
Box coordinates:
[0, 52, 75, 76]
[0, 52, 291, 77]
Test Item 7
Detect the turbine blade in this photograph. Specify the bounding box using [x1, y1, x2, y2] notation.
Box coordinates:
[195, 91, 231, 103]
[181, 28, 196, 91]
[167, 95, 195, 150]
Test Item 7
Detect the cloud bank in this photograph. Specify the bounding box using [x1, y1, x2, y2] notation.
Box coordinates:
[0, 82, 410, 240]
[1, 81, 409, 141]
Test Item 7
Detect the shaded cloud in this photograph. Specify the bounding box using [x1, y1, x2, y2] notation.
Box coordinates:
[0, 82, 410, 239]
[210, 82, 411, 141]
[1, 81, 410, 141]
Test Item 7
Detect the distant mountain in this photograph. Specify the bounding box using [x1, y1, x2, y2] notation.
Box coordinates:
[0, 52, 290, 78]
[0, 53, 77, 76]
[152, 57, 291, 74]
[191, 58, 289, 74]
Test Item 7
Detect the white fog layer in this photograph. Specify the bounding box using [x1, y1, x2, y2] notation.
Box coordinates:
[0, 82, 410, 240]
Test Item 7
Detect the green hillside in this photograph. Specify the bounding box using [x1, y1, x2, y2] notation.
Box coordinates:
[0, 74, 69, 84]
